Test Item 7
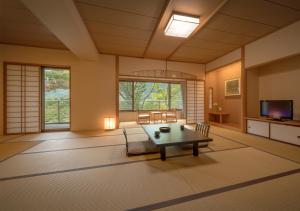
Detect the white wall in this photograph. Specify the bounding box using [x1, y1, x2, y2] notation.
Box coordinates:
[0, 44, 116, 134]
[245, 20, 300, 68]
[205, 48, 241, 72]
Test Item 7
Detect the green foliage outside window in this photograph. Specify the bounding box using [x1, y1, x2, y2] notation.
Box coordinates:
[44, 69, 70, 124]
[119, 81, 183, 111]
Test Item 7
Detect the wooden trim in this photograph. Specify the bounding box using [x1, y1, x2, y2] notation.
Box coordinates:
[4, 61, 70, 69]
[166, 0, 229, 60]
[245, 117, 300, 128]
[115, 56, 120, 129]
[119, 74, 196, 81]
[240, 47, 247, 133]
[3, 63, 7, 135]
[142, 0, 172, 57]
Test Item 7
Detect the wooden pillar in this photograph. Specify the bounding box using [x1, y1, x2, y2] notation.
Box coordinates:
[241, 47, 247, 133]
[115, 56, 120, 129]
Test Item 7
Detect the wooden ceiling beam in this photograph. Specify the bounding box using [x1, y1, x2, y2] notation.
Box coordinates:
[142, 0, 173, 57]
[21, 0, 99, 61]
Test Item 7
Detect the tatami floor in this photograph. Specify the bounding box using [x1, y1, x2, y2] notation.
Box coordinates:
[0, 124, 300, 210]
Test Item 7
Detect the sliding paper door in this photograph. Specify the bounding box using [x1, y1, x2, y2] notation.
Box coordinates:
[5, 64, 41, 134]
[186, 80, 204, 124]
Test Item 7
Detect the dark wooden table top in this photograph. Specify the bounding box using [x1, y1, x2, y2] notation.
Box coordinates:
[142, 124, 212, 146]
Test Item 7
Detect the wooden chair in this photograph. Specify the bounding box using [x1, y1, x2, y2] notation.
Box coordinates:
[137, 110, 150, 124]
[123, 128, 159, 156]
[164, 108, 177, 122]
[195, 122, 210, 147]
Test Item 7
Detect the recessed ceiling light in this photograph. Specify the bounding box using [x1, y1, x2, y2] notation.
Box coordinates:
[164, 13, 200, 38]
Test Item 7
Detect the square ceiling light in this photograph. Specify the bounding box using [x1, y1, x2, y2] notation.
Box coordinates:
[164, 13, 200, 38]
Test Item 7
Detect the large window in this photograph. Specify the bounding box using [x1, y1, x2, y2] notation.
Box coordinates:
[119, 81, 183, 111]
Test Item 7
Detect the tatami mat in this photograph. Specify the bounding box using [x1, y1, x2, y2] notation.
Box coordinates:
[0, 141, 40, 162]
[0, 147, 299, 210]
[210, 126, 300, 163]
[1, 125, 300, 210]
[160, 171, 300, 211]
[23, 135, 126, 154]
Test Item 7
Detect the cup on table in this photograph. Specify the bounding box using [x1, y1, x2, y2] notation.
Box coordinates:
[154, 131, 160, 137]
[180, 125, 185, 130]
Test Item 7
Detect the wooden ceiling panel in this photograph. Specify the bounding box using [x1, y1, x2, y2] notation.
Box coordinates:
[220, 0, 300, 27]
[0, 30, 66, 49]
[75, 3, 158, 31]
[0, 6, 41, 24]
[0, 0, 67, 50]
[0, 21, 54, 36]
[206, 14, 277, 37]
[96, 43, 145, 57]
[193, 28, 255, 45]
[75, 0, 166, 18]
[262, 0, 300, 11]
[170, 44, 237, 63]
[185, 38, 239, 51]
[92, 33, 147, 49]
[84, 21, 151, 40]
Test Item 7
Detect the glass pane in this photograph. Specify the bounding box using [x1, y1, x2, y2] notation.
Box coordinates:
[134, 82, 169, 110]
[119, 81, 133, 110]
[44, 68, 70, 130]
[171, 83, 183, 109]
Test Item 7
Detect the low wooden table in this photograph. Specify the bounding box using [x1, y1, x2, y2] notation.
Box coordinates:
[142, 124, 212, 161]
[208, 112, 229, 124]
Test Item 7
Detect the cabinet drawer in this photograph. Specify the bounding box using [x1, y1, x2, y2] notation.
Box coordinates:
[270, 123, 300, 146]
[247, 120, 269, 137]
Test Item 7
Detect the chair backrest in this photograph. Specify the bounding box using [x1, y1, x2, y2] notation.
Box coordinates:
[137, 110, 149, 116]
[167, 108, 176, 115]
[195, 122, 210, 137]
[122, 128, 129, 153]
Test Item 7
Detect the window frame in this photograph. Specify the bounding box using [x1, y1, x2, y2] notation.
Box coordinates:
[119, 79, 184, 112]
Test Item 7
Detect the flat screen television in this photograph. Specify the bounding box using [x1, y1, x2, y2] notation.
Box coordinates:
[260, 100, 293, 120]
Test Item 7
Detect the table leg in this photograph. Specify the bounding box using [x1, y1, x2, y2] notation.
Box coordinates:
[160, 146, 166, 161]
[220, 114, 223, 124]
[193, 143, 199, 156]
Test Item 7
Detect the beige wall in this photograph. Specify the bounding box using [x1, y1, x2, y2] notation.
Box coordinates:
[0, 44, 206, 134]
[245, 20, 300, 68]
[258, 54, 300, 120]
[246, 68, 260, 117]
[205, 61, 242, 127]
[206, 48, 241, 72]
[246, 54, 300, 120]
[119, 56, 205, 80]
[0, 44, 116, 134]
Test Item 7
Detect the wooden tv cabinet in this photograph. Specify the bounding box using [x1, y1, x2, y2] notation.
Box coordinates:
[246, 117, 300, 146]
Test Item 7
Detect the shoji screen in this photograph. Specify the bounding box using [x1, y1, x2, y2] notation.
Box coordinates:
[186, 80, 204, 124]
[5, 64, 41, 134]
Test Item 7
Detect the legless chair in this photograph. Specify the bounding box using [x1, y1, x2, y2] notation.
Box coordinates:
[164, 108, 177, 122]
[137, 110, 150, 124]
[195, 122, 210, 147]
[123, 128, 159, 156]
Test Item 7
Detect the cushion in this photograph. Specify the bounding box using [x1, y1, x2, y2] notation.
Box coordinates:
[127, 141, 159, 156]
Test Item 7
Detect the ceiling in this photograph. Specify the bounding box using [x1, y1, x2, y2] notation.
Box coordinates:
[1, 0, 300, 63]
[0, 0, 66, 49]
